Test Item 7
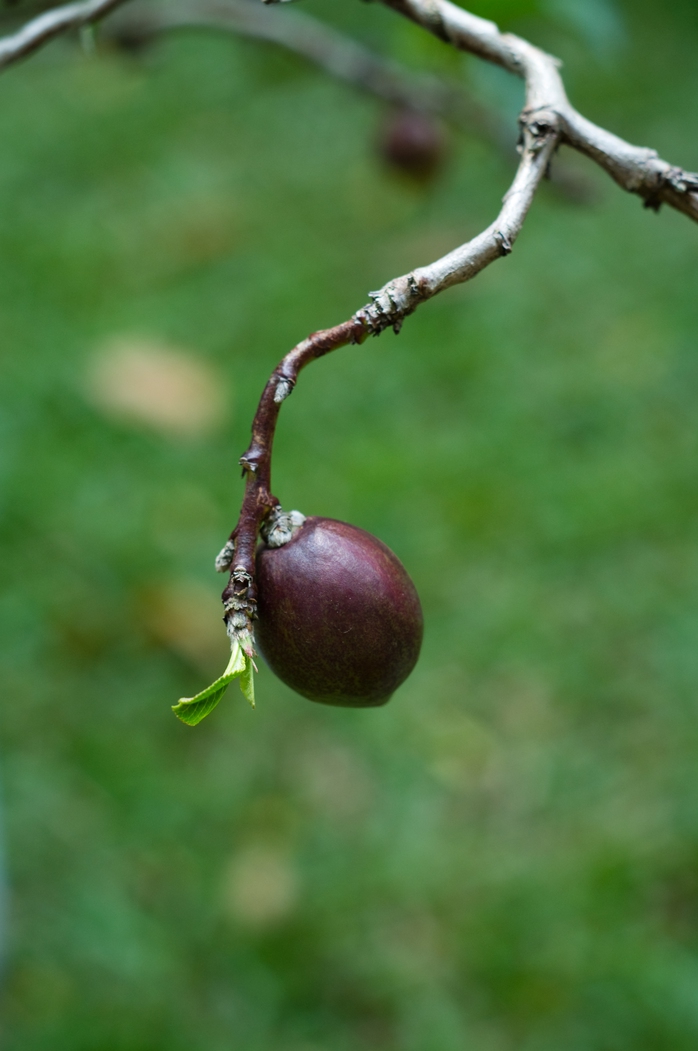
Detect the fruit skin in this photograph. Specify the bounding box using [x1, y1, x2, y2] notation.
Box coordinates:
[255, 517, 423, 708]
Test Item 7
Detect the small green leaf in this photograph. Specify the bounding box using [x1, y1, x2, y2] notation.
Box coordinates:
[173, 684, 228, 727]
[172, 642, 249, 726]
[239, 658, 255, 708]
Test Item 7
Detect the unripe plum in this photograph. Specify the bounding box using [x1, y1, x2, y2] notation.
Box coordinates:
[378, 108, 446, 182]
[255, 517, 423, 707]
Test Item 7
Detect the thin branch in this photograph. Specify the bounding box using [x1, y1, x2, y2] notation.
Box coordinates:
[217, 112, 559, 645]
[105, 0, 510, 154]
[0, 0, 133, 69]
[131, 0, 451, 114]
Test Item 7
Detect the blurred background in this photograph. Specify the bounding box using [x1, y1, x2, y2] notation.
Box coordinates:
[0, 0, 697, 1047]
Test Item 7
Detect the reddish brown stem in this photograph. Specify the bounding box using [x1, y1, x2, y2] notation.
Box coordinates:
[220, 314, 371, 651]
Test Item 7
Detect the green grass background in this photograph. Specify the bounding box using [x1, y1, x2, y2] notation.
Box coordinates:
[1, 0, 698, 1047]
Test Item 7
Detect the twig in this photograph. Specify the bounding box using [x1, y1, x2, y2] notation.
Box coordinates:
[104, 0, 509, 153]
[0, 0, 133, 69]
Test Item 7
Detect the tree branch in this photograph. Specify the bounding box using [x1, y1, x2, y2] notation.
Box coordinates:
[0, 0, 133, 69]
[114, 0, 451, 113]
[105, 0, 510, 157]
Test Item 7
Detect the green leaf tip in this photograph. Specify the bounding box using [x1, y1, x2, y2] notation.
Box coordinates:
[172, 642, 255, 726]
[239, 656, 255, 708]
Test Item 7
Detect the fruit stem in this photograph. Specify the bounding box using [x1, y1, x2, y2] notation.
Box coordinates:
[217, 314, 372, 652]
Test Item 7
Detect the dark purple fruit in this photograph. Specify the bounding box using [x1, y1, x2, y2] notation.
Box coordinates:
[255, 517, 423, 707]
[378, 108, 446, 182]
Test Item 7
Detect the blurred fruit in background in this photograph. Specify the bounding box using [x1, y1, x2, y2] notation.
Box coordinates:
[377, 108, 447, 183]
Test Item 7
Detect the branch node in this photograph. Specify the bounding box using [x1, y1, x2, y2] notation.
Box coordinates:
[495, 230, 513, 255]
[232, 565, 253, 587]
[362, 273, 424, 336]
[239, 455, 259, 474]
[261, 507, 307, 548]
[215, 538, 236, 574]
[664, 166, 698, 194]
[519, 107, 560, 153]
[274, 377, 295, 403]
